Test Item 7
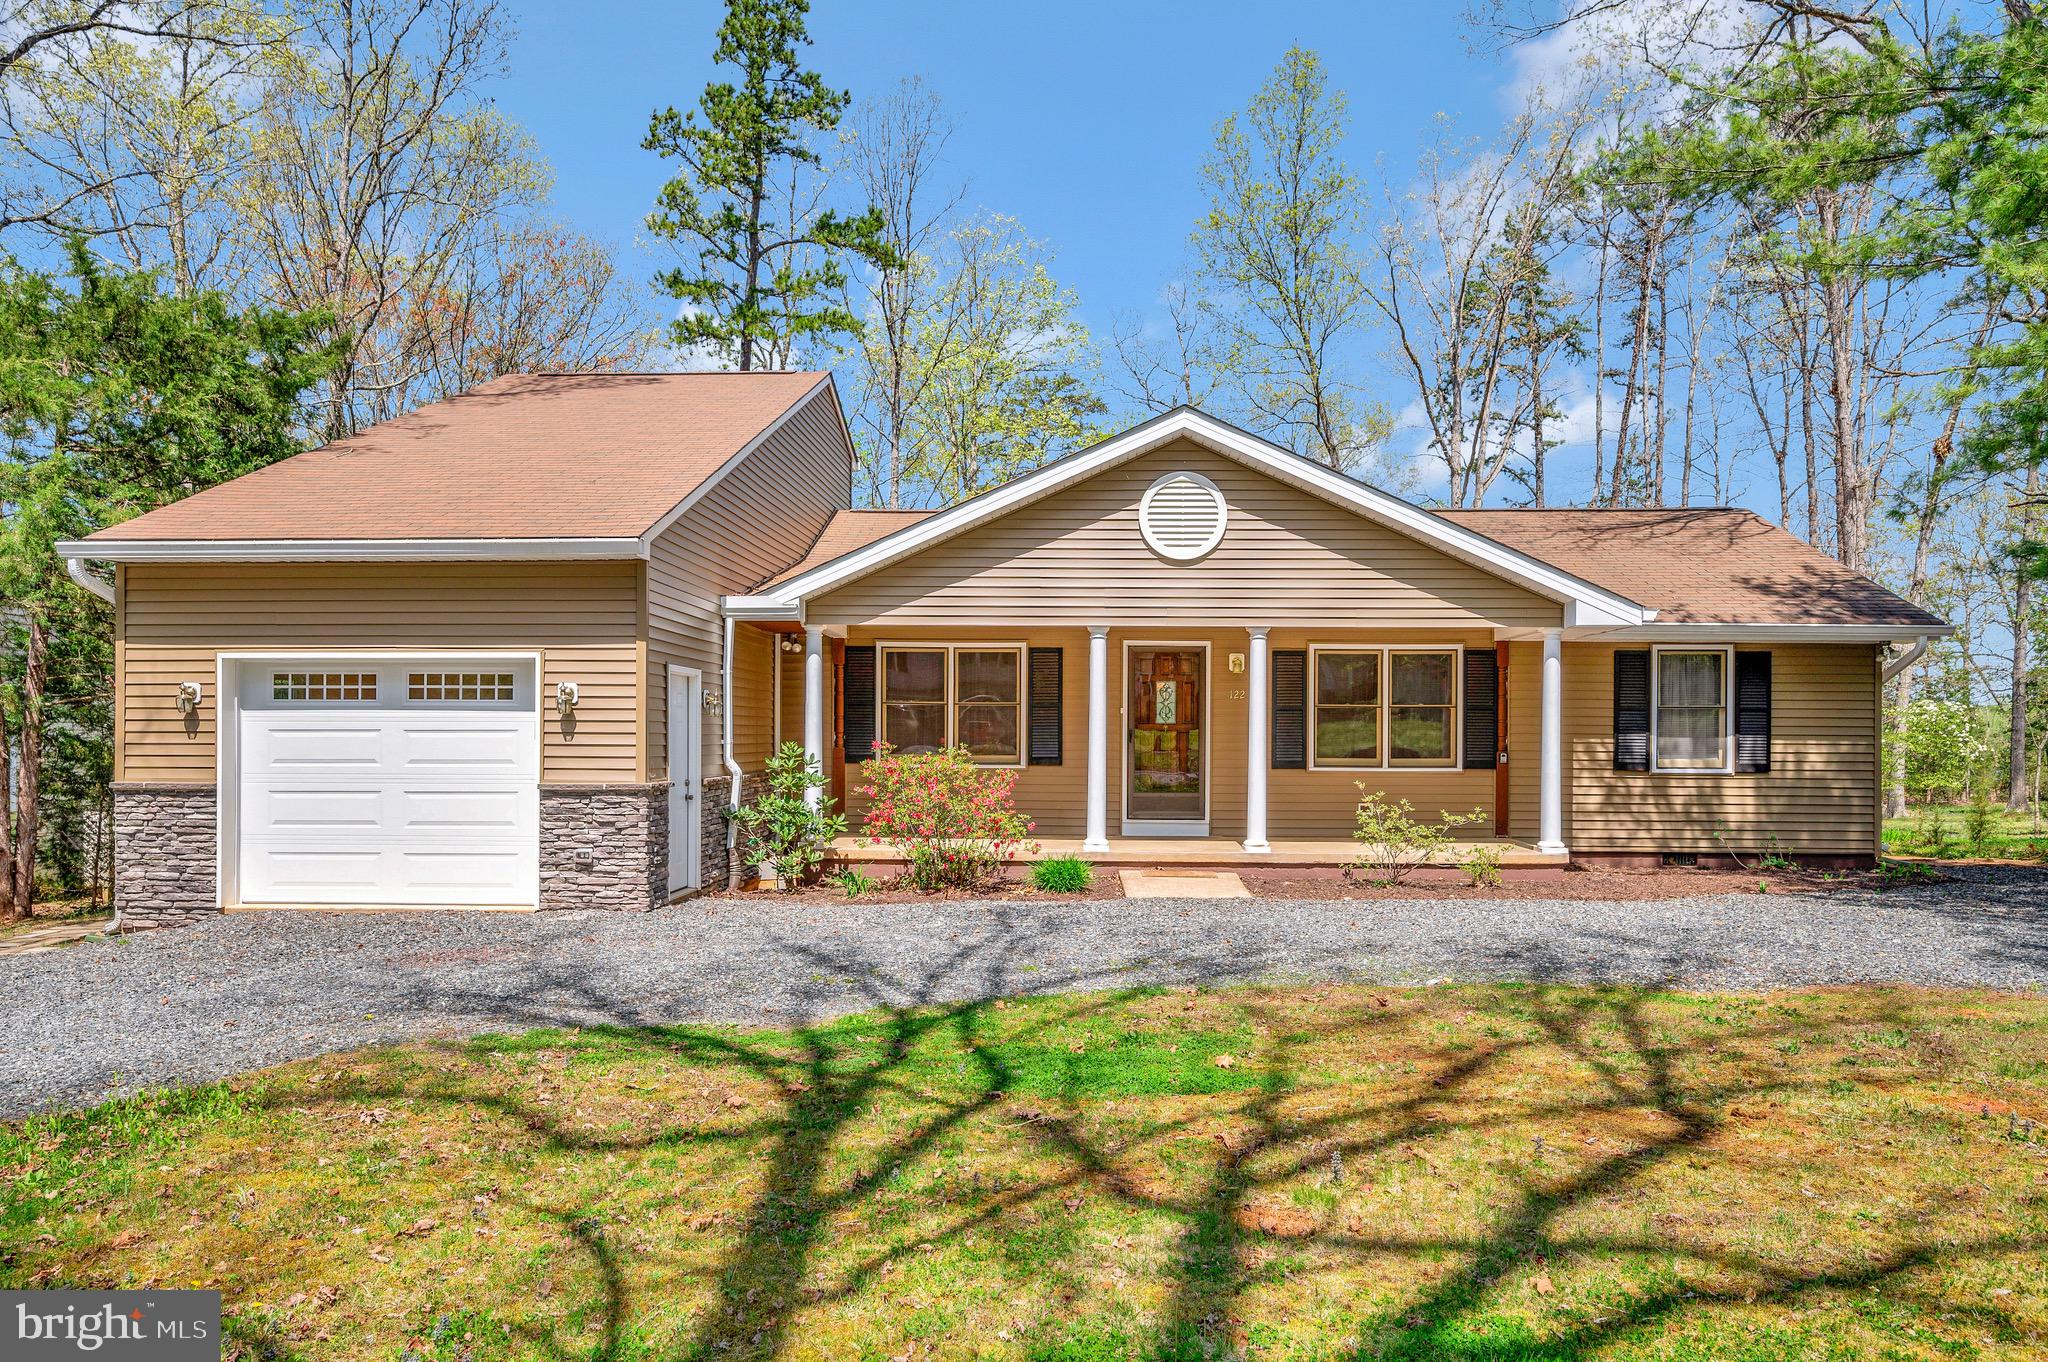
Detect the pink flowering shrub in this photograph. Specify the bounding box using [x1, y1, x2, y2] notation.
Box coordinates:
[857, 742, 1039, 890]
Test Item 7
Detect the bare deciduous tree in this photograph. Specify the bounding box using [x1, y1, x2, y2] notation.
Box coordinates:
[838, 78, 964, 507]
[1192, 47, 1386, 472]
[1365, 99, 1593, 506]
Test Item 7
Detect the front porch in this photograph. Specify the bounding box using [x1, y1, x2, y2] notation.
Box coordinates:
[829, 834, 1569, 875]
[759, 620, 1572, 859]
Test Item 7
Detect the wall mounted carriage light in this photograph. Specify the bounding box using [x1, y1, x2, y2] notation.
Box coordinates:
[176, 680, 203, 715]
[555, 680, 579, 716]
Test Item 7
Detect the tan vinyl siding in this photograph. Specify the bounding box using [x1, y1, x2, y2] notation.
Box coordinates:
[775, 633, 802, 751]
[119, 561, 639, 783]
[730, 623, 775, 769]
[1502, 642, 1879, 856]
[838, 626, 1491, 841]
[1504, 641, 1553, 844]
[808, 442, 1563, 629]
[645, 385, 850, 780]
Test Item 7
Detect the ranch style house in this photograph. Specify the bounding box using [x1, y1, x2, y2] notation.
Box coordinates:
[56, 372, 1949, 926]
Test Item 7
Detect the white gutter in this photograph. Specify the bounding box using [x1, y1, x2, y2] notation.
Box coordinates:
[1600, 623, 1954, 645]
[1882, 635, 1932, 683]
[721, 614, 743, 890]
[64, 556, 115, 603]
[54, 536, 647, 563]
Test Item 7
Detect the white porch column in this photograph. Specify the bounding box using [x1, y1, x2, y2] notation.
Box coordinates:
[1083, 625, 1110, 852]
[1537, 627, 1566, 854]
[1243, 627, 1271, 852]
[802, 623, 826, 811]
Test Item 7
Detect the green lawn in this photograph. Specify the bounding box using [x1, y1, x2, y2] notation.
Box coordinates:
[5, 983, 2046, 1360]
[1883, 807, 2048, 861]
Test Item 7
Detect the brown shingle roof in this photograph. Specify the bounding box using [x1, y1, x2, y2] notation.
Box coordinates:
[1436, 507, 1941, 626]
[767, 504, 1941, 629]
[762, 509, 933, 587]
[87, 371, 832, 543]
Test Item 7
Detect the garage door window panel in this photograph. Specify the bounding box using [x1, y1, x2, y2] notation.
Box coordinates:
[273, 671, 376, 702]
[408, 671, 517, 703]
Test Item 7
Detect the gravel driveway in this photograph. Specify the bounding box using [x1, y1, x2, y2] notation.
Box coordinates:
[4, 866, 2043, 1117]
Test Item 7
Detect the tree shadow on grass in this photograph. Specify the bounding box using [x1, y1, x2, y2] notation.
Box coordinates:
[250, 903, 1268, 1359]
[239, 930, 2043, 1362]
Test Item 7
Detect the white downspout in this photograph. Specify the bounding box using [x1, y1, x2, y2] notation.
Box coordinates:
[62, 555, 120, 930]
[65, 555, 115, 604]
[1881, 636, 1930, 684]
[722, 613, 743, 890]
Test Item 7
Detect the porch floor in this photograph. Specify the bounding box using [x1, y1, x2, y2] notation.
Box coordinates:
[828, 835, 1565, 869]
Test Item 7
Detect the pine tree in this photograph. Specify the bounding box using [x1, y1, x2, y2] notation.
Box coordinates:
[644, 0, 897, 370]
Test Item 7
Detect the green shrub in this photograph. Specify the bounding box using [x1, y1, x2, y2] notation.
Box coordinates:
[1964, 789, 1999, 854]
[1915, 807, 1960, 858]
[1031, 856, 1093, 894]
[832, 867, 882, 898]
[856, 742, 1038, 891]
[730, 742, 846, 890]
[1460, 844, 1503, 888]
[1349, 789, 1486, 886]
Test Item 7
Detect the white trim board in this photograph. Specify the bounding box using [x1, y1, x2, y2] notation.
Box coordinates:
[60, 537, 646, 563]
[729, 407, 1654, 628]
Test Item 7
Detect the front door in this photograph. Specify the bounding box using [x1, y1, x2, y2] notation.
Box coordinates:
[1127, 646, 1206, 833]
[667, 666, 703, 895]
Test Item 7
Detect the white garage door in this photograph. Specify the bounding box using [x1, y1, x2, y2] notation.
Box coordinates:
[235, 660, 539, 907]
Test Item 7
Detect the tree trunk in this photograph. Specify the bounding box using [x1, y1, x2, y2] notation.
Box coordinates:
[1591, 235, 1608, 503]
[2012, 465, 2041, 812]
[1887, 428, 1955, 818]
[8, 615, 47, 917]
[0, 695, 13, 922]
[1814, 191, 1870, 571]
[1530, 328, 1547, 508]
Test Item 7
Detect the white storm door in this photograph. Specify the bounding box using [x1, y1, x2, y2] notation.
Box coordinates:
[667, 666, 703, 894]
[236, 660, 539, 906]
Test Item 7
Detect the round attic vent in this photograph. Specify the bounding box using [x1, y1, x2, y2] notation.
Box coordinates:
[1139, 470, 1228, 561]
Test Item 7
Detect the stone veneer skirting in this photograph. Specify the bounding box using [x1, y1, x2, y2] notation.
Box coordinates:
[110, 772, 778, 928]
[113, 782, 218, 930]
[538, 783, 669, 910]
[698, 771, 769, 892]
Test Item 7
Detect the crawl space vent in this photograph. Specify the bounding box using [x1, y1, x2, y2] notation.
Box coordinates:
[1139, 470, 1228, 561]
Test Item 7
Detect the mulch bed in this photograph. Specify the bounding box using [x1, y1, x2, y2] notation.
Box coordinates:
[729, 863, 1910, 905]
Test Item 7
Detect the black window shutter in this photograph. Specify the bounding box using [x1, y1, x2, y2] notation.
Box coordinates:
[1613, 649, 1651, 771]
[1272, 649, 1307, 769]
[1735, 651, 1772, 773]
[1463, 648, 1499, 769]
[1027, 647, 1062, 765]
[842, 645, 877, 761]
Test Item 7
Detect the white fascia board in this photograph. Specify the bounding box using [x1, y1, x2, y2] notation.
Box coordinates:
[723, 595, 804, 621]
[56, 537, 647, 563]
[753, 407, 1653, 625]
[636, 373, 837, 549]
[1566, 599, 1658, 630]
[1595, 622, 1954, 643]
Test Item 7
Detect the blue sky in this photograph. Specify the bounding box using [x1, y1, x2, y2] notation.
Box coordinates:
[498, 0, 1510, 371]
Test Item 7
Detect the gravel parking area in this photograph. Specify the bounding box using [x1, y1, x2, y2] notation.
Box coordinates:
[3, 866, 2043, 1117]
